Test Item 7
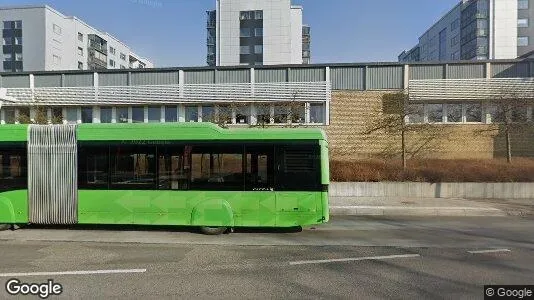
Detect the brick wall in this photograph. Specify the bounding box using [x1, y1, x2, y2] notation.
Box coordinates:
[326, 90, 534, 160]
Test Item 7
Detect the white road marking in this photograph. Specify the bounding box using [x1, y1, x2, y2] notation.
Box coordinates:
[289, 254, 421, 265]
[467, 249, 511, 254]
[0, 269, 147, 277]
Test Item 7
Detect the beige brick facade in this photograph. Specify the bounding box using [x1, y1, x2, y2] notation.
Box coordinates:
[326, 91, 534, 160]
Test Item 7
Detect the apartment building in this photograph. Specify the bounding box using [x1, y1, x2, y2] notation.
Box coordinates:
[0, 5, 153, 72]
[399, 0, 533, 62]
[207, 0, 310, 66]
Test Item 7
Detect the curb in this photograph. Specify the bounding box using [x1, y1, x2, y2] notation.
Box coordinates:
[329, 206, 507, 217]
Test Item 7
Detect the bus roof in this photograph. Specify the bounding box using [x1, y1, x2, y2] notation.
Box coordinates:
[0, 123, 327, 142]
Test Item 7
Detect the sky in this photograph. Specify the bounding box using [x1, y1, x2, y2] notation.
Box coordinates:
[0, 0, 461, 67]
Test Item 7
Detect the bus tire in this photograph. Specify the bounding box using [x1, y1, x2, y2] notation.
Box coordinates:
[0, 224, 10, 231]
[200, 226, 227, 235]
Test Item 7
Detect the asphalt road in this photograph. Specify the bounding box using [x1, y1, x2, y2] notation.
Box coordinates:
[0, 216, 533, 299]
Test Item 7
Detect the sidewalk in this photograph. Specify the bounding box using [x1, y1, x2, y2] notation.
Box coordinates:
[329, 196, 510, 217]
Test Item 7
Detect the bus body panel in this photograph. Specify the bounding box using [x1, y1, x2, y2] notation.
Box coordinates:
[0, 190, 29, 223]
[76, 190, 323, 227]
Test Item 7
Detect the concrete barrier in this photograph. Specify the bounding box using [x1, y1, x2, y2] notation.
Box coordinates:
[330, 182, 534, 199]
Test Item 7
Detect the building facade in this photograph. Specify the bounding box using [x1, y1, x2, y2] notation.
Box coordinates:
[207, 0, 310, 66]
[0, 5, 153, 72]
[399, 0, 533, 62]
[1, 59, 534, 161]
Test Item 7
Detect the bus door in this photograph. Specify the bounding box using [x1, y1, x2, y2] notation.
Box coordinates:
[275, 145, 320, 218]
[244, 145, 275, 226]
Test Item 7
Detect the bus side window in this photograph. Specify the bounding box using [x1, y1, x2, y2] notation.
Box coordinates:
[158, 146, 190, 190]
[275, 145, 320, 191]
[79, 146, 109, 188]
[245, 145, 274, 191]
[0, 149, 27, 191]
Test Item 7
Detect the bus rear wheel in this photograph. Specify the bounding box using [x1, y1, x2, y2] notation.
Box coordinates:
[200, 226, 227, 235]
[0, 224, 10, 231]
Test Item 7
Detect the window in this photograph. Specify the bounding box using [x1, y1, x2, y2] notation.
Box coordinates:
[117, 107, 129, 123]
[255, 10, 263, 20]
[245, 146, 273, 191]
[185, 106, 198, 122]
[3, 108, 15, 124]
[289, 103, 305, 124]
[488, 105, 505, 123]
[451, 35, 459, 46]
[120, 53, 126, 60]
[77, 47, 83, 56]
[446, 104, 462, 123]
[240, 11, 253, 20]
[427, 104, 443, 123]
[519, 0, 529, 9]
[78, 61, 83, 70]
[78, 32, 83, 42]
[407, 104, 424, 123]
[3, 21, 12, 29]
[518, 18, 529, 27]
[52, 108, 63, 123]
[201, 105, 215, 122]
[273, 105, 288, 124]
[14, 37, 22, 45]
[2, 38, 12, 46]
[276, 146, 320, 191]
[53, 55, 61, 65]
[109, 46, 116, 55]
[132, 107, 144, 123]
[81, 107, 93, 123]
[148, 106, 161, 123]
[100, 107, 112, 123]
[256, 105, 271, 125]
[254, 28, 263, 37]
[451, 51, 460, 60]
[4, 53, 12, 61]
[511, 106, 528, 123]
[111, 146, 156, 187]
[240, 28, 251, 37]
[18, 108, 30, 122]
[53, 24, 62, 35]
[518, 37, 529, 46]
[451, 18, 460, 31]
[0, 150, 27, 191]
[109, 59, 116, 67]
[66, 108, 78, 124]
[465, 103, 482, 122]
[79, 147, 108, 187]
[254, 45, 263, 54]
[240, 46, 250, 54]
[158, 146, 191, 190]
[217, 105, 232, 124]
[236, 105, 250, 124]
[120, 65, 126, 69]
[310, 103, 325, 124]
[191, 145, 244, 190]
[165, 106, 178, 122]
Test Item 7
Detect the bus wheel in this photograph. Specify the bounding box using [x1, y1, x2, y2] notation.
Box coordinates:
[0, 224, 10, 231]
[200, 226, 227, 235]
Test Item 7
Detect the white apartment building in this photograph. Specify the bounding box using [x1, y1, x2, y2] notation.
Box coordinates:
[0, 5, 153, 72]
[207, 0, 310, 66]
[399, 0, 533, 62]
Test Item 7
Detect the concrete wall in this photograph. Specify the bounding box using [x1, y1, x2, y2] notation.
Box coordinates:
[331, 182, 534, 199]
[327, 90, 534, 160]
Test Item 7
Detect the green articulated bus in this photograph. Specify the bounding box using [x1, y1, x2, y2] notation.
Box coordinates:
[0, 123, 329, 235]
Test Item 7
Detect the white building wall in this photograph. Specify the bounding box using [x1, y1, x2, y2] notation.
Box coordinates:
[0, 7, 46, 72]
[290, 6, 303, 64]
[216, 0, 302, 66]
[491, 0, 518, 59]
[0, 5, 153, 72]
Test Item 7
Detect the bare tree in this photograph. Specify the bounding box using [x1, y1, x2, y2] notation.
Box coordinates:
[476, 89, 534, 163]
[16, 106, 63, 125]
[363, 92, 446, 169]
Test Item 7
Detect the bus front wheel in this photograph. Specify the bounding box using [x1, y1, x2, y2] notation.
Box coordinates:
[0, 224, 10, 231]
[200, 226, 227, 235]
